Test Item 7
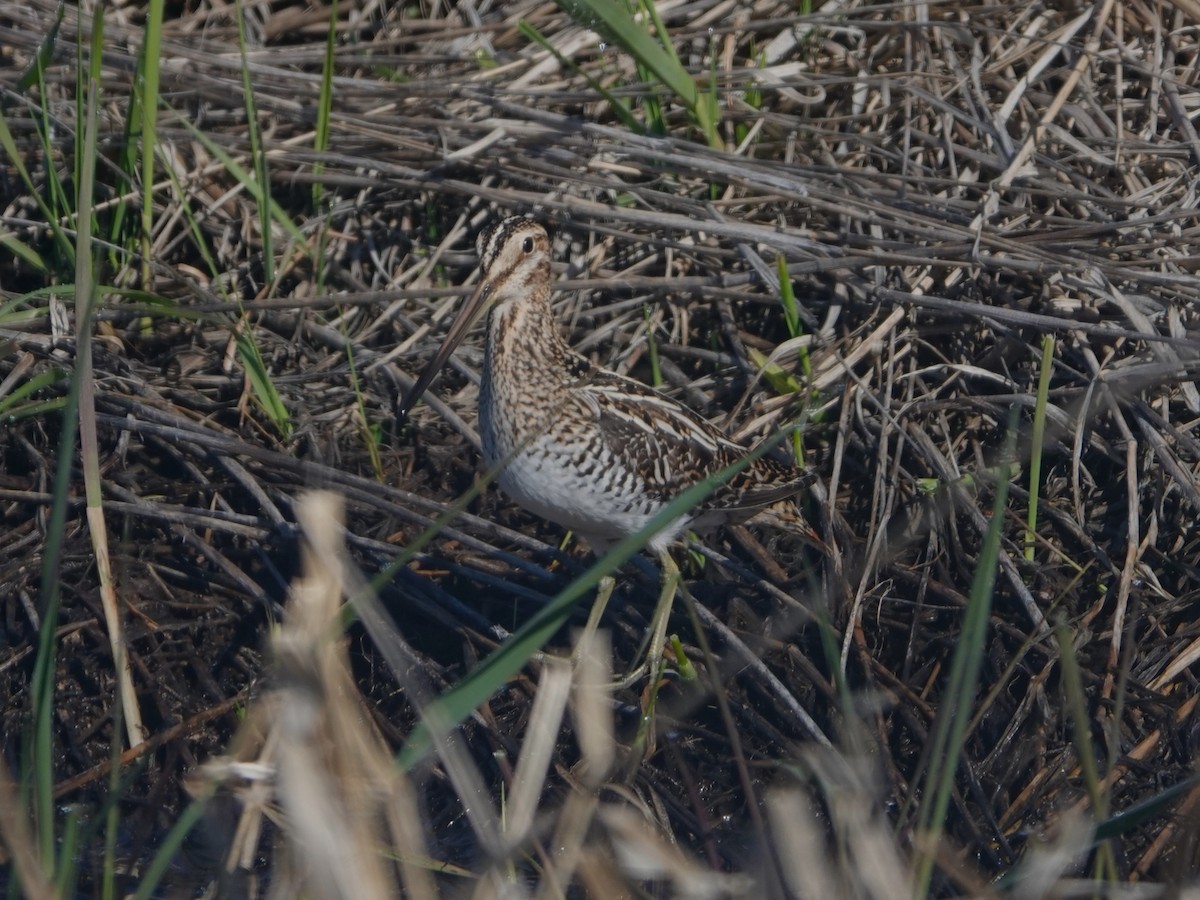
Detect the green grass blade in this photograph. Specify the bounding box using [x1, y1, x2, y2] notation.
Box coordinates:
[27, 296, 81, 867]
[555, 0, 722, 147]
[0, 231, 49, 273]
[624, 0, 667, 135]
[0, 108, 74, 268]
[555, 0, 696, 107]
[0, 368, 68, 417]
[15, 1, 62, 93]
[76, 0, 103, 508]
[1056, 618, 1119, 881]
[914, 410, 1018, 895]
[130, 788, 215, 900]
[51, 806, 80, 899]
[233, 323, 292, 439]
[997, 772, 1200, 891]
[1025, 334, 1053, 561]
[643, 304, 662, 387]
[180, 119, 308, 249]
[1093, 772, 1200, 842]
[312, 0, 337, 295]
[1, 397, 69, 421]
[24, 6, 116, 865]
[31, 574, 62, 865]
[636, 0, 717, 142]
[138, 0, 165, 288]
[0, 287, 59, 321]
[519, 20, 641, 134]
[153, 143, 227, 285]
[33, 61, 71, 232]
[345, 339, 384, 480]
[777, 254, 800, 339]
[312, 0, 337, 209]
[632, 0, 682, 70]
[235, 0, 273, 285]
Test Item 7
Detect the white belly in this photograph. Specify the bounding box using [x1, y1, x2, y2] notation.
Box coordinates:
[485, 432, 686, 554]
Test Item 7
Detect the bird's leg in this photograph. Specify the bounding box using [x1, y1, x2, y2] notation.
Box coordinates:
[648, 549, 681, 675]
[624, 550, 688, 762]
[616, 549, 680, 688]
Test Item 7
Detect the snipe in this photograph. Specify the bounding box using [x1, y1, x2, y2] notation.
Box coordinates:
[400, 216, 810, 672]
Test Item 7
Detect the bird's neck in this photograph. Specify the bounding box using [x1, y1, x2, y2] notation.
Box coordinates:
[480, 287, 586, 461]
[484, 288, 575, 389]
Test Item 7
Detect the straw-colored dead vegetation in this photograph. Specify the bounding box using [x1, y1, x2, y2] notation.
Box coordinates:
[2, 0, 1200, 895]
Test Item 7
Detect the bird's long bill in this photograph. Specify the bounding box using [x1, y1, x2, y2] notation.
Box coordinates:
[398, 280, 492, 417]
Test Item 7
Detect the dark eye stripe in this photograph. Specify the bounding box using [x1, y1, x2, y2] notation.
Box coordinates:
[478, 216, 542, 270]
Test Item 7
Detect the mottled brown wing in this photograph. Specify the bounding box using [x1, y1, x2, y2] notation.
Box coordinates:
[580, 369, 808, 513]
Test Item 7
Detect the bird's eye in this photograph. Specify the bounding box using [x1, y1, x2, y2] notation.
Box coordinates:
[522, 237, 534, 253]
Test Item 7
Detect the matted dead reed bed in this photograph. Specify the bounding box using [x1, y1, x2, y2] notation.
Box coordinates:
[2, 0, 1200, 895]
